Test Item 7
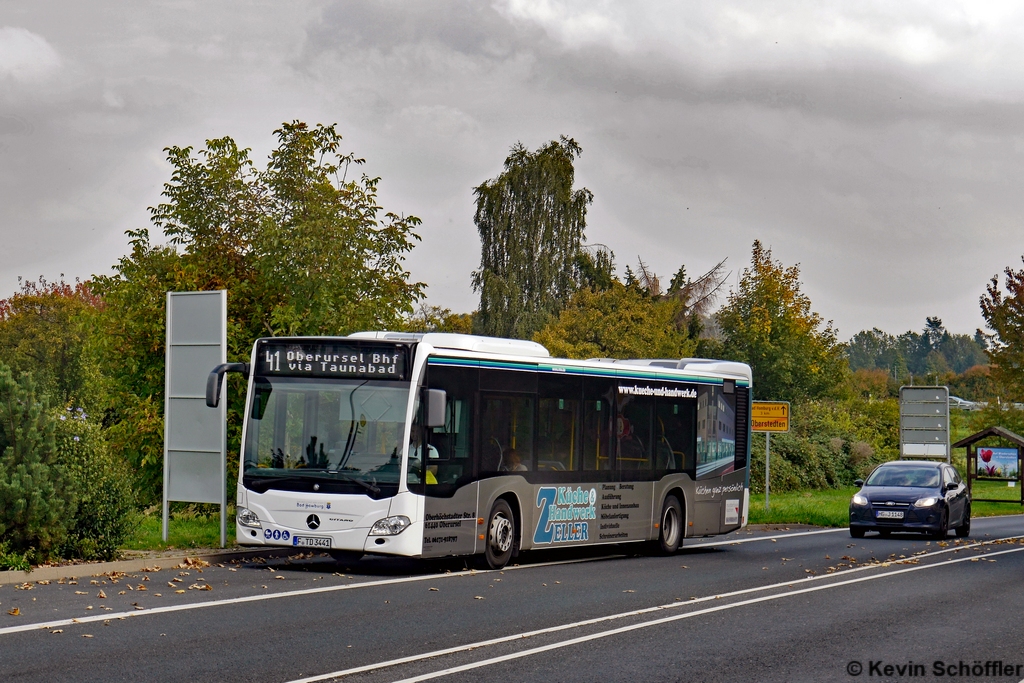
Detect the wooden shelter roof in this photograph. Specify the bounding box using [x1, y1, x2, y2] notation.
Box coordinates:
[951, 425, 1024, 449]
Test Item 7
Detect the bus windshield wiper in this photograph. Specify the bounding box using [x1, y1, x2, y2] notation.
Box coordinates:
[246, 472, 380, 496]
[245, 475, 317, 494]
[332, 472, 381, 496]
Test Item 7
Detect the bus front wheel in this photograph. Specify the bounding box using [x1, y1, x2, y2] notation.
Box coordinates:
[484, 499, 515, 569]
[657, 495, 683, 554]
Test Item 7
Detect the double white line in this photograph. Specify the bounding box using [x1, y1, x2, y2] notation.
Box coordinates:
[286, 536, 1024, 683]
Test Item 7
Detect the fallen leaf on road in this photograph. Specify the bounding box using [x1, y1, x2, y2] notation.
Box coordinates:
[623, 590, 635, 593]
[50, 630, 63, 634]
[175, 590, 185, 594]
[428, 588, 438, 591]
[82, 634, 93, 638]
[97, 591, 106, 599]
[7, 608, 20, 616]
[474, 596, 484, 600]
[118, 591, 126, 596]
[75, 591, 88, 595]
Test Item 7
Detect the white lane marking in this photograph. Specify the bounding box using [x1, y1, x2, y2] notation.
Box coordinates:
[0, 555, 621, 637]
[282, 536, 1024, 683]
[687, 527, 847, 548]
[387, 544, 1024, 683]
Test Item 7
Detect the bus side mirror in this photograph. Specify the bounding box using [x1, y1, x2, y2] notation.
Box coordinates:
[206, 363, 250, 408]
[425, 389, 447, 428]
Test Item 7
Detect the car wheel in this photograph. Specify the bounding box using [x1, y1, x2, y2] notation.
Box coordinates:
[657, 495, 683, 554]
[483, 499, 515, 569]
[850, 527, 865, 538]
[955, 505, 971, 538]
[931, 510, 949, 540]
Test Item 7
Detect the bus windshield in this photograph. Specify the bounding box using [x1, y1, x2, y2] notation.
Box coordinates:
[243, 376, 411, 491]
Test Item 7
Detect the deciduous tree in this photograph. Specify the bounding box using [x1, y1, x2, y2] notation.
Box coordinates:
[717, 241, 847, 402]
[91, 122, 424, 499]
[472, 137, 593, 339]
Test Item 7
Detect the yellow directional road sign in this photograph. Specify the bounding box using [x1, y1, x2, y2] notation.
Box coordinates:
[751, 401, 790, 433]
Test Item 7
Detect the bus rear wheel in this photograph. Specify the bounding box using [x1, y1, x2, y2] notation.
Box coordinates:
[657, 495, 683, 554]
[483, 499, 515, 569]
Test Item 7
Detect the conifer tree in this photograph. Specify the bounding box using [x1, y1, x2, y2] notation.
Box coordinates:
[0, 362, 72, 559]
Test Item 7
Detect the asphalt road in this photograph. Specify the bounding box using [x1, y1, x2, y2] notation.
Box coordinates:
[2, 515, 1024, 683]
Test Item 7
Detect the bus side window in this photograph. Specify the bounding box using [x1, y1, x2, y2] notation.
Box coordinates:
[583, 378, 614, 470]
[538, 374, 581, 472]
[617, 392, 653, 471]
[426, 365, 478, 484]
[655, 397, 696, 473]
[479, 394, 534, 473]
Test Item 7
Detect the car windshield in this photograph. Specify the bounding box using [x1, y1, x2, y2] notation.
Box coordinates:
[865, 466, 940, 488]
[243, 376, 410, 486]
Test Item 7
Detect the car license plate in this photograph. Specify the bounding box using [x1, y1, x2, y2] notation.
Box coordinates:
[292, 536, 331, 548]
[875, 510, 904, 519]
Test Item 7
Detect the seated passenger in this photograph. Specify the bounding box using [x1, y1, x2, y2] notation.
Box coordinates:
[505, 449, 528, 472]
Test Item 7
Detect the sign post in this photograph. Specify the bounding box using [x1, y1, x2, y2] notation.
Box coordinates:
[751, 401, 790, 511]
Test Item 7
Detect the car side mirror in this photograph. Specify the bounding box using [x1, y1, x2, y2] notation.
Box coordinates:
[945, 482, 958, 492]
[854, 479, 864, 487]
[425, 389, 447, 428]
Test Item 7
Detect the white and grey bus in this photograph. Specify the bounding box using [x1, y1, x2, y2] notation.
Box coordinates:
[207, 332, 752, 569]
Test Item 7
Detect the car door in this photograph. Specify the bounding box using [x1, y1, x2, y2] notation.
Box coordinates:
[943, 466, 965, 525]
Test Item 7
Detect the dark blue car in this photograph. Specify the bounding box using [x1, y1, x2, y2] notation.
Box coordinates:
[849, 460, 970, 539]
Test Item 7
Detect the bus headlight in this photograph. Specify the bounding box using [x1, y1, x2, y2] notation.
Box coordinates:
[369, 516, 411, 536]
[237, 507, 262, 528]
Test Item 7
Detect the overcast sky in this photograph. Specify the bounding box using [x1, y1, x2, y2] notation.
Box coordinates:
[3, 1, 1024, 340]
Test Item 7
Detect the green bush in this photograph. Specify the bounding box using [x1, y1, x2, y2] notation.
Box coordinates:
[0, 539, 31, 571]
[0, 363, 73, 562]
[54, 407, 137, 561]
[748, 396, 900, 494]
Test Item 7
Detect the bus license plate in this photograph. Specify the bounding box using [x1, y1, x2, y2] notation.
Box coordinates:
[875, 510, 904, 519]
[292, 536, 331, 548]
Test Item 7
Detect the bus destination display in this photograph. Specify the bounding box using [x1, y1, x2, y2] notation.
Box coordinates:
[257, 341, 407, 380]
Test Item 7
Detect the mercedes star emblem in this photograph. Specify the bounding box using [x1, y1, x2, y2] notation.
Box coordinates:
[306, 514, 321, 530]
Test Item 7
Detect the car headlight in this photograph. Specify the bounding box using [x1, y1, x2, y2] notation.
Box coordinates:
[914, 497, 939, 508]
[852, 494, 868, 506]
[237, 507, 262, 528]
[369, 515, 411, 536]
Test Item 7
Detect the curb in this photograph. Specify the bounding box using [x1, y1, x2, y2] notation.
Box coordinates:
[0, 547, 298, 586]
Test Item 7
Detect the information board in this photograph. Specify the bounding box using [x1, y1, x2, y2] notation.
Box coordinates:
[899, 386, 949, 461]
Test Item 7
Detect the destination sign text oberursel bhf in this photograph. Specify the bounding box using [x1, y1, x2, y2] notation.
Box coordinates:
[257, 341, 407, 380]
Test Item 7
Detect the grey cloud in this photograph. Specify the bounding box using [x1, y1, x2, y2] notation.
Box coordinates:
[1, 0, 1022, 340]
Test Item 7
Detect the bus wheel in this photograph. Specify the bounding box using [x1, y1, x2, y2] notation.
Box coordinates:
[484, 499, 515, 569]
[658, 496, 683, 554]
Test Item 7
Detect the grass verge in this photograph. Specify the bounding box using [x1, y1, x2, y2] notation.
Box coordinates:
[121, 505, 237, 552]
[748, 486, 1024, 528]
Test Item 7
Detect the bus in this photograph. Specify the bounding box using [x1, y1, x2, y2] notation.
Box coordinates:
[207, 332, 752, 569]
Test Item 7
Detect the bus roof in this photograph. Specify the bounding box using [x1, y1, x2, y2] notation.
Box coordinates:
[346, 331, 752, 384]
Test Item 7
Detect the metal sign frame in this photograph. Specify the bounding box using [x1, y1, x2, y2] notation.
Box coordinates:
[163, 291, 227, 547]
[899, 385, 949, 462]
